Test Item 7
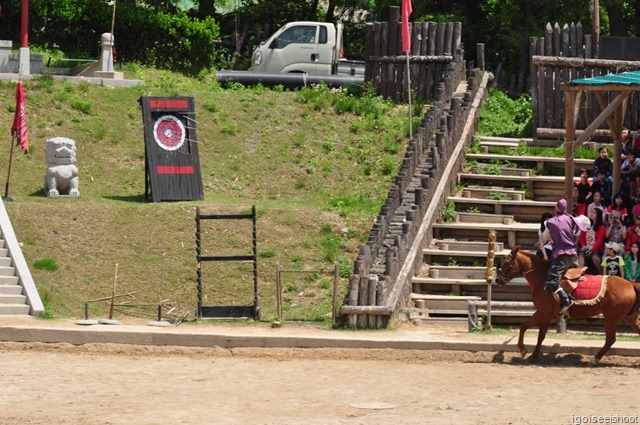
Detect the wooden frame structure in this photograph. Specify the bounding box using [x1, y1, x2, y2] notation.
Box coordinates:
[561, 71, 640, 211]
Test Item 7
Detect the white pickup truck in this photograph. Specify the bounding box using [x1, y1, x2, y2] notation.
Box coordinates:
[249, 21, 364, 76]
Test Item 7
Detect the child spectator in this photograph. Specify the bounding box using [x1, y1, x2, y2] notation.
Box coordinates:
[624, 241, 640, 282]
[590, 170, 612, 207]
[574, 169, 591, 216]
[602, 242, 625, 277]
[593, 146, 613, 183]
[605, 193, 628, 224]
[536, 212, 553, 261]
[587, 191, 606, 218]
[578, 208, 605, 274]
[605, 210, 627, 244]
[621, 150, 640, 182]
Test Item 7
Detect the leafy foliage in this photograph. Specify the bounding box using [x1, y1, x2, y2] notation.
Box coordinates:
[477, 89, 532, 138]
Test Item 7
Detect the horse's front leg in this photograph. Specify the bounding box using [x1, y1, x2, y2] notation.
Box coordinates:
[517, 310, 550, 358]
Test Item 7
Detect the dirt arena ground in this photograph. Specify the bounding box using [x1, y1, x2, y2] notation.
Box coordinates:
[1, 336, 640, 425]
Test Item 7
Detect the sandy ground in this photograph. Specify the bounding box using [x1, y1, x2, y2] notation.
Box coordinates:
[1, 337, 640, 425]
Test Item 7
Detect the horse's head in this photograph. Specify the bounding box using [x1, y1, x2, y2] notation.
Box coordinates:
[495, 245, 522, 286]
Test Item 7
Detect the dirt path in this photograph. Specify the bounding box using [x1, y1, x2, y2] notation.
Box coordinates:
[1, 341, 639, 425]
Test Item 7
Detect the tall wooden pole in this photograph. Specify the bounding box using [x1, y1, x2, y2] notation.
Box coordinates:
[592, 0, 599, 58]
[565, 90, 576, 212]
[20, 0, 28, 48]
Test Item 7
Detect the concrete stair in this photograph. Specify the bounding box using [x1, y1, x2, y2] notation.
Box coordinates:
[0, 230, 39, 315]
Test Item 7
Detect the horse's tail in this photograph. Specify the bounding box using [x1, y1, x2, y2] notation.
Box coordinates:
[628, 281, 640, 316]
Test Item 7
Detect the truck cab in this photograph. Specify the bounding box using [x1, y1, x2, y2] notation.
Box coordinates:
[249, 21, 341, 75]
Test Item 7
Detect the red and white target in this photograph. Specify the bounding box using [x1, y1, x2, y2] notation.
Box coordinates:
[153, 115, 186, 151]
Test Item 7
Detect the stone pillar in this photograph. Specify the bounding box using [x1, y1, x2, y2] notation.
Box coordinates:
[100, 32, 114, 72]
[94, 32, 123, 80]
[0, 41, 11, 73]
[18, 47, 30, 75]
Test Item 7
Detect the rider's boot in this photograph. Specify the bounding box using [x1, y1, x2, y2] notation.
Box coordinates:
[555, 288, 574, 313]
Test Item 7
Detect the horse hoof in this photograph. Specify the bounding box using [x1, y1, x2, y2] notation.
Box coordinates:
[589, 357, 600, 366]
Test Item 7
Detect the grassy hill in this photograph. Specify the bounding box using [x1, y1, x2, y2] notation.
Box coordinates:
[0, 68, 414, 323]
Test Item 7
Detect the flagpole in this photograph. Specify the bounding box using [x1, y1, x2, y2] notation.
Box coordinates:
[3, 135, 16, 201]
[407, 53, 412, 140]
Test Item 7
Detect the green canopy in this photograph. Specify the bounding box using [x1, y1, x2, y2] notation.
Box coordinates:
[569, 69, 640, 86]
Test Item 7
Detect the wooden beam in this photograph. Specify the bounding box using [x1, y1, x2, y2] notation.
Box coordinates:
[563, 83, 640, 92]
[533, 55, 640, 68]
[572, 91, 630, 150]
[565, 90, 576, 211]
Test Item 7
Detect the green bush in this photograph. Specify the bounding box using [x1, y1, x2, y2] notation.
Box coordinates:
[477, 89, 532, 138]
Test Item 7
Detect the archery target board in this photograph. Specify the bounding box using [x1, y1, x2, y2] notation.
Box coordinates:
[140, 96, 203, 202]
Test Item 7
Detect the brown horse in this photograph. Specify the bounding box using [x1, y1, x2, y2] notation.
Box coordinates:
[495, 245, 640, 364]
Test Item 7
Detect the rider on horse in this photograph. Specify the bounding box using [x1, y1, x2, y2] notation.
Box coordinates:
[545, 199, 588, 312]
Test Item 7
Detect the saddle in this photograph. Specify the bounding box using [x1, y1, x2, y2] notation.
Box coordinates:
[560, 266, 588, 295]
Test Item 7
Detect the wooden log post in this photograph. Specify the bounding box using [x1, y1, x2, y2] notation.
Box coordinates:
[347, 274, 359, 327]
[476, 43, 485, 71]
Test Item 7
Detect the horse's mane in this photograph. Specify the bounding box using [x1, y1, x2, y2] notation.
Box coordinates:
[517, 249, 549, 267]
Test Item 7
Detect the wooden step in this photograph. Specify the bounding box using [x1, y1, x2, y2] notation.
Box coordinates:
[467, 153, 594, 172]
[425, 266, 488, 280]
[460, 186, 526, 200]
[449, 196, 554, 223]
[432, 221, 538, 248]
[412, 294, 482, 311]
[455, 211, 515, 224]
[471, 165, 532, 177]
[432, 239, 505, 252]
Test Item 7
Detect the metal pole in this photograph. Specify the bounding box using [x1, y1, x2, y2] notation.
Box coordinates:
[275, 261, 282, 322]
[20, 0, 28, 48]
[485, 230, 496, 330]
[195, 207, 202, 319]
[332, 262, 339, 324]
[3, 135, 15, 201]
[406, 53, 412, 140]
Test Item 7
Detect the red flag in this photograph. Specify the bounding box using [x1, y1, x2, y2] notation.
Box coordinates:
[11, 81, 29, 153]
[402, 0, 413, 53]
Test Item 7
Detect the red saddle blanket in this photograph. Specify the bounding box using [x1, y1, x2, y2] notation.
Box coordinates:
[572, 275, 608, 302]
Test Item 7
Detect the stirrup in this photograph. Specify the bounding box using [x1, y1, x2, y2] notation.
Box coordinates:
[559, 298, 574, 314]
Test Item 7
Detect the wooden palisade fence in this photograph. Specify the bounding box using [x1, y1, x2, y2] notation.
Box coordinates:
[339, 62, 491, 328]
[531, 22, 640, 138]
[364, 6, 463, 102]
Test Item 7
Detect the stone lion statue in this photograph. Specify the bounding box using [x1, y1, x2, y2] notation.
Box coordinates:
[44, 137, 80, 197]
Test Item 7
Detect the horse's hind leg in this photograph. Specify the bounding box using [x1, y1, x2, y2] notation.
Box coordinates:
[624, 315, 640, 335]
[592, 318, 620, 365]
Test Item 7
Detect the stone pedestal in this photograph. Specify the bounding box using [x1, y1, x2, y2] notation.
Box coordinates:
[94, 70, 124, 80]
[18, 47, 30, 75]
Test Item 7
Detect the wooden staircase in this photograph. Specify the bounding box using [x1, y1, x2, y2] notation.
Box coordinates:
[407, 137, 584, 327]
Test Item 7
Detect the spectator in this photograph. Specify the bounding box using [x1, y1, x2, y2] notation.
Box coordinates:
[629, 174, 640, 208]
[590, 170, 612, 207]
[626, 214, 640, 253]
[621, 150, 640, 182]
[593, 146, 613, 183]
[536, 212, 553, 261]
[621, 127, 632, 160]
[578, 207, 605, 274]
[587, 191, 606, 218]
[604, 193, 628, 225]
[624, 241, 640, 282]
[574, 169, 591, 216]
[605, 210, 627, 245]
[602, 242, 625, 277]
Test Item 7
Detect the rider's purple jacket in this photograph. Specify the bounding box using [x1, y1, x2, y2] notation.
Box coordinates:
[547, 199, 588, 259]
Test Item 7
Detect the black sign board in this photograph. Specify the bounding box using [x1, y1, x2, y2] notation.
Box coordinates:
[139, 96, 204, 202]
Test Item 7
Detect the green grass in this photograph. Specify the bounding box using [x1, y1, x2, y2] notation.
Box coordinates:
[0, 69, 415, 322]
